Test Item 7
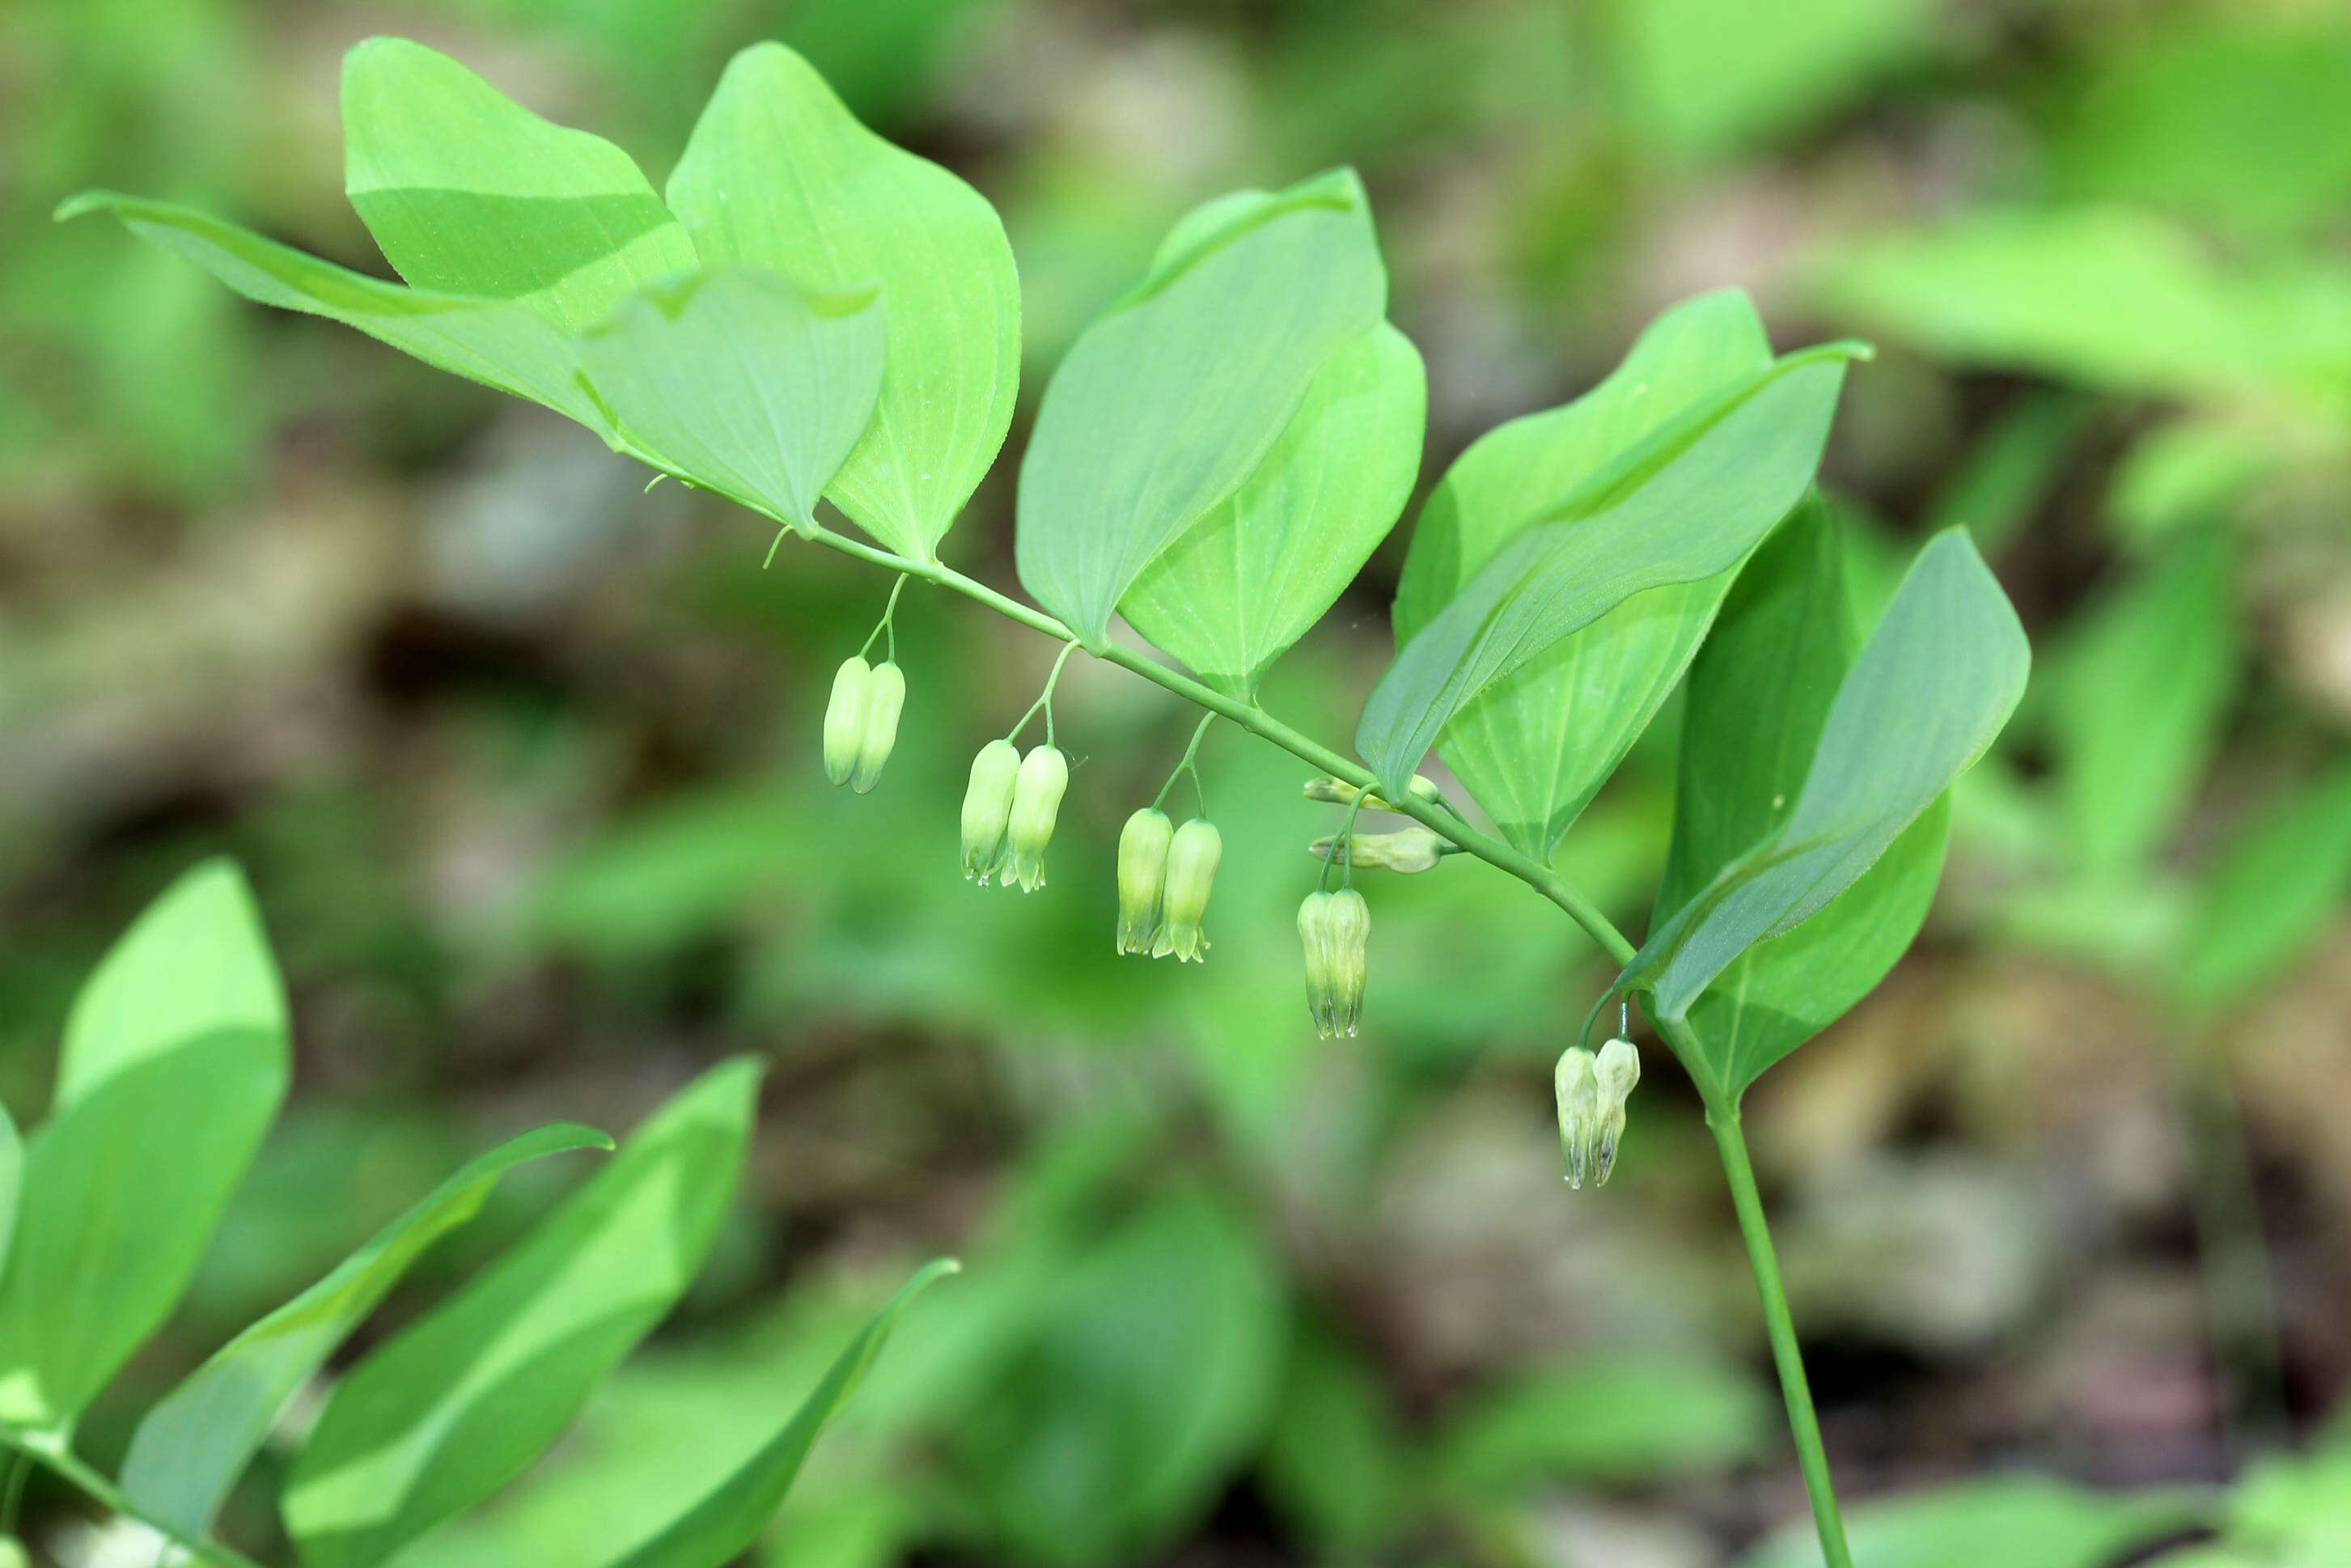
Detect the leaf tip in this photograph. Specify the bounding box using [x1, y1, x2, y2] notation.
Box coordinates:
[53, 189, 116, 224]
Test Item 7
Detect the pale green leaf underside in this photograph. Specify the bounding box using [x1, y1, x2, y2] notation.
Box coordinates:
[1121, 322, 1425, 697]
[284, 1059, 759, 1568]
[341, 36, 699, 335]
[1356, 346, 1858, 799]
[600, 1258, 959, 1568]
[577, 269, 886, 534]
[668, 43, 1019, 560]
[1393, 290, 1773, 855]
[121, 1124, 613, 1540]
[1627, 528, 2028, 1022]
[1016, 168, 1388, 645]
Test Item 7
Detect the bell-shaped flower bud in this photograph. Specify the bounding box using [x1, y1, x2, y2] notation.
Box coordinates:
[1003, 744, 1069, 893]
[1591, 1036, 1641, 1186]
[1298, 888, 1370, 1038]
[1309, 827, 1450, 873]
[823, 656, 871, 786]
[1151, 818, 1222, 962]
[1554, 1045, 1600, 1189]
[1116, 807, 1173, 955]
[961, 739, 1022, 883]
[1301, 773, 1443, 811]
[850, 660, 905, 795]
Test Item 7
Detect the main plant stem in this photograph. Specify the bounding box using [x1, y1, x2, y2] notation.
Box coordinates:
[0, 1427, 268, 1568]
[795, 523, 1851, 1562]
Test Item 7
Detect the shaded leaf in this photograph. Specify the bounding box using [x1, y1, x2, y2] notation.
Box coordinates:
[341, 36, 697, 333]
[0, 861, 290, 1430]
[667, 42, 1019, 559]
[121, 1124, 613, 1540]
[1121, 323, 1425, 697]
[1624, 529, 2027, 1023]
[1357, 345, 1858, 799]
[576, 269, 886, 535]
[2176, 761, 2351, 1010]
[601, 1258, 959, 1568]
[1016, 169, 1387, 645]
[282, 1059, 759, 1568]
[1391, 290, 1772, 854]
[1437, 1352, 1768, 1494]
[1737, 1476, 2207, 1568]
[0, 1106, 17, 1288]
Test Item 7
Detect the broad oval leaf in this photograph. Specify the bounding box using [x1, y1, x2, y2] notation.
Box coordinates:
[1654, 501, 1949, 1099]
[282, 1058, 759, 1568]
[341, 36, 698, 333]
[1120, 323, 1425, 697]
[121, 1123, 614, 1540]
[1623, 528, 2029, 1023]
[1392, 290, 1773, 855]
[1015, 169, 1388, 645]
[0, 860, 290, 1430]
[599, 1258, 960, 1568]
[55, 193, 611, 433]
[576, 269, 887, 536]
[667, 43, 1019, 561]
[1356, 345, 1859, 799]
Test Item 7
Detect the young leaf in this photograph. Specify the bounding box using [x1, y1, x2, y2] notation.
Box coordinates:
[575, 269, 887, 536]
[1357, 345, 1858, 799]
[1653, 501, 1950, 1097]
[341, 37, 697, 334]
[667, 43, 1019, 561]
[282, 1059, 760, 1568]
[599, 1258, 960, 1568]
[2175, 761, 2351, 1011]
[1391, 290, 1773, 854]
[121, 1124, 614, 1540]
[1120, 324, 1425, 697]
[0, 860, 290, 1430]
[53, 193, 611, 434]
[1623, 528, 2029, 1023]
[1015, 169, 1387, 646]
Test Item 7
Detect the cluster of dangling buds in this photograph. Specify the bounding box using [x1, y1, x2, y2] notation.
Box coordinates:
[1292, 772, 1457, 1038]
[961, 738, 1068, 892]
[1116, 807, 1222, 960]
[822, 655, 906, 794]
[1554, 1035, 1641, 1189]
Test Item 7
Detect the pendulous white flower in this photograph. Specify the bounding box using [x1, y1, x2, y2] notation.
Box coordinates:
[1591, 1036, 1641, 1185]
[960, 739, 1022, 883]
[823, 656, 871, 786]
[1116, 807, 1173, 954]
[1151, 818, 1221, 962]
[849, 659, 905, 795]
[1308, 827, 1450, 873]
[1002, 744, 1069, 893]
[1301, 773, 1443, 811]
[1298, 888, 1370, 1038]
[1554, 1045, 1599, 1189]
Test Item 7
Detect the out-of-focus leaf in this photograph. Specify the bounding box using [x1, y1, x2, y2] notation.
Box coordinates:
[1925, 390, 2089, 555]
[1356, 345, 1857, 800]
[577, 269, 886, 536]
[1258, 1327, 1411, 1554]
[1390, 289, 1772, 854]
[282, 1059, 759, 1568]
[0, 1106, 18, 1284]
[1120, 324, 1425, 697]
[1437, 1352, 1769, 1494]
[53, 193, 609, 430]
[121, 1125, 613, 1540]
[2049, 529, 2239, 876]
[0, 860, 290, 1430]
[2176, 761, 2351, 1010]
[667, 42, 1019, 560]
[1737, 1476, 2208, 1568]
[1622, 0, 1932, 156]
[341, 36, 697, 334]
[1624, 530, 2027, 1030]
[2222, 1438, 2351, 1565]
[1016, 169, 1387, 645]
[601, 1258, 959, 1568]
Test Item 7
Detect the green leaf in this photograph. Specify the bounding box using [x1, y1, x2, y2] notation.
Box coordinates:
[2176, 761, 2351, 1011]
[1356, 344, 1858, 799]
[53, 192, 611, 432]
[341, 36, 697, 334]
[1390, 290, 1773, 854]
[2049, 528, 2239, 876]
[121, 1124, 614, 1540]
[667, 42, 1019, 560]
[575, 268, 887, 536]
[1120, 323, 1425, 697]
[1015, 169, 1388, 646]
[282, 1058, 759, 1568]
[1737, 1476, 2209, 1568]
[1623, 0, 1931, 157]
[1654, 500, 1948, 1096]
[0, 860, 290, 1430]
[1624, 528, 2027, 1026]
[0, 1105, 19, 1286]
[1436, 1352, 1769, 1494]
[599, 1258, 959, 1568]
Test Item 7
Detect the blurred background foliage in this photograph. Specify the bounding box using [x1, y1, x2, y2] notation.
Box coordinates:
[5, 0, 2351, 1564]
